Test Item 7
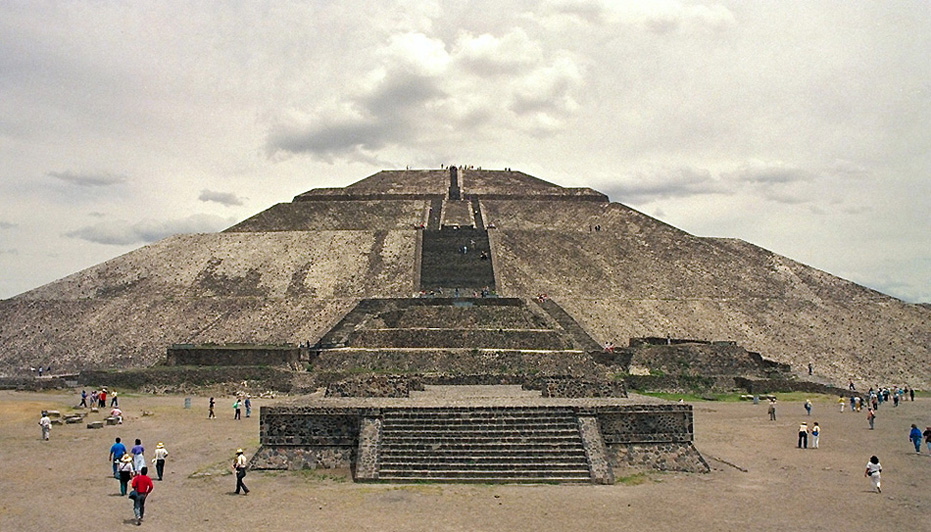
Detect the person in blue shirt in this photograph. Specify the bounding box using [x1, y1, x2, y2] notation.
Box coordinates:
[909, 424, 923, 453]
[109, 437, 127, 479]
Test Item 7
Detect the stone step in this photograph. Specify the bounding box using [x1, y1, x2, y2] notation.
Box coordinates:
[376, 469, 592, 479]
[379, 456, 587, 466]
[381, 428, 581, 438]
[381, 423, 579, 431]
[379, 443, 586, 453]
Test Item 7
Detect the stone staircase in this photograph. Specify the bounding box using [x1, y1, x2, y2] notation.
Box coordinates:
[375, 406, 593, 482]
[420, 227, 495, 293]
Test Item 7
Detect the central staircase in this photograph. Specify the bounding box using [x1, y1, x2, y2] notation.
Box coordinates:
[375, 406, 592, 482]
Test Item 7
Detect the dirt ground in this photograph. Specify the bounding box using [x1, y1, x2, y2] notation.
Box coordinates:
[0, 390, 927, 531]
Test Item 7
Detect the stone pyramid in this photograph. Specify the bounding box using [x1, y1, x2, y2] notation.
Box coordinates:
[1, 167, 928, 387]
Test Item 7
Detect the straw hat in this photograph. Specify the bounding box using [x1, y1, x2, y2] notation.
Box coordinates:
[121, 453, 133, 462]
[236, 448, 243, 454]
[156, 442, 164, 449]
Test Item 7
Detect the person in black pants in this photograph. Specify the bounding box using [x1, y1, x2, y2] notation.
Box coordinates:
[233, 449, 249, 494]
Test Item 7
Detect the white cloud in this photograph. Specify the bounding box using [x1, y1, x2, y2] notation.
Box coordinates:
[198, 189, 245, 207]
[65, 214, 235, 246]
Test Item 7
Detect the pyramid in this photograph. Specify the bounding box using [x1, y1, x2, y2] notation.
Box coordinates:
[1, 167, 928, 388]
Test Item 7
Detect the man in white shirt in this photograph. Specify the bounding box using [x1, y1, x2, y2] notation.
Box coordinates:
[38, 411, 51, 441]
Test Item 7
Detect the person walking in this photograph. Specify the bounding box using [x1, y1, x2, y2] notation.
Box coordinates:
[797, 422, 809, 449]
[768, 398, 777, 421]
[232, 449, 249, 495]
[811, 422, 821, 449]
[867, 408, 876, 430]
[208, 397, 216, 419]
[923, 427, 931, 453]
[804, 399, 812, 416]
[109, 437, 127, 479]
[80, 390, 88, 408]
[38, 411, 51, 441]
[864, 455, 882, 493]
[117, 453, 134, 496]
[131, 439, 146, 473]
[129, 466, 154, 525]
[909, 424, 923, 454]
[152, 442, 168, 480]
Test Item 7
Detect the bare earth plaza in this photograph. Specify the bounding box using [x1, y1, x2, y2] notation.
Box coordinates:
[1, 168, 929, 530]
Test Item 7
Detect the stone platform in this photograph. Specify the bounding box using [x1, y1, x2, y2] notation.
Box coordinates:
[250, 387, 709, 483]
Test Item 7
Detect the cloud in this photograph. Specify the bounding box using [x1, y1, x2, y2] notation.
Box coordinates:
[47, 171, 126, 187]
[65, 214, 235, 246]
[198, 189, 245, 207]
[265, 28, 585, 161]
[0, 221, 17, 229]
[601, 165, 726, 203]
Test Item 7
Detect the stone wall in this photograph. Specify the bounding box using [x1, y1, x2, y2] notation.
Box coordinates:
[325, 375, 424, 398]
[78, 366, 295, 392]
[166, 345, 300, 368]
[540, 379, 628, 398]
[607, 442, 709, 473]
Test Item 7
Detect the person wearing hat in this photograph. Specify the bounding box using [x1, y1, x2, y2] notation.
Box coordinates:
[152, 442, 168, 481]
[38, 411, 51, 441]
[117, 453, 135, 496]
[232, 449, 249, 495]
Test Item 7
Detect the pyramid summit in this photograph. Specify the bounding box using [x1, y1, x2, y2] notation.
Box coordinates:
[1, 166, 928, 388]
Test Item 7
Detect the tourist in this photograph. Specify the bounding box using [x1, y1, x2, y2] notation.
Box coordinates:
[131, 439, 146, 473]
[109, 437, 127, 479]
[208, 397, 216, 419]
[768, 398, 777, 421]
[867, 408, 876, 430]
[838, 396, 845, 412]
[811, 422, 820, 449]
[808, 362, 813, 375]
[909, 387, 915, 401]
[924, 426, 931, 453]
[233, 398, 242, 420]
[117, 453, 134, 496]
[245, 396, 252, 418]
[80, 390, 88, 408]
[111, 390, 119, 407]
[848, 380, 856, 391]
[232, 448, 250, 495]
[38, 411, 51, 441]
[152, 442, 168, 480]
[864, 455, 882, 493]
[804, 399, 812, 416]
[99, 388, 107, 408]
[797, 421, 809, 449]
[90, 390, 98, 408]
[909, 424, 922, 454]
[129, 466, 154, 525]
[110, 406, 123, 424]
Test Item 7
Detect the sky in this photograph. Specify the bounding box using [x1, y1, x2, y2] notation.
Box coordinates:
[1, 1, 928, 303]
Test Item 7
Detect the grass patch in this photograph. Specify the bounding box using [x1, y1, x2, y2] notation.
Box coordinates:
[640, 392, 744, 402]
[616, 472, 650, 486]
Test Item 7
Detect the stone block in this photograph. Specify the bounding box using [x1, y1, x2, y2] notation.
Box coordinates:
[87, 421, 103, 429]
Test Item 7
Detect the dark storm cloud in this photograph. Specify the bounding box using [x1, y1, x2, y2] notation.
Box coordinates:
[198, 189, 245, 207]
[47, 171, 127, 187]
[65, 214, 234, 246]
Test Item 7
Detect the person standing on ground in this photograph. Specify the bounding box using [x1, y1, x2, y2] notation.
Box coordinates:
[909, 424, 923, 454]
[865, 456, 882, 493]
[909, 388, 915, 402]
[804, 399, 812, 416]
[152, 442, 168, 480]
[130, 466, 154, 525]
[109, 437, 127, 479]
[811, 422, 820, 449]
[867, 408, 876, 430]
[80, 390, 88, 408]
[233, 398, 242, 420]
[131, 439, 146, 473]
[208, 397, 216, 419]
[245, 396, 252, 418]
[111, 390, 118, 407]
[797, 422, 809, 449]
[838, 396, 845, 412]
[232, 449, 250, 494]
[923, 427, 931, 453]
[117, 453, 134, 496]
[768, 398, 777, 421]
[38, 411, 51, 441]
